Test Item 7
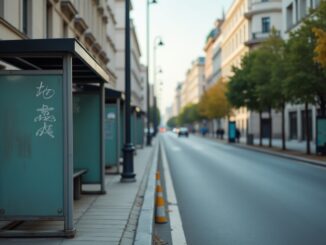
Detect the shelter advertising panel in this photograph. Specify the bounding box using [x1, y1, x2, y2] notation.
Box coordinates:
[0, 73, 64, 219]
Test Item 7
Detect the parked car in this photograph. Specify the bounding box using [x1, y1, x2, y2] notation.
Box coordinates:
[178, 127, 189, 137]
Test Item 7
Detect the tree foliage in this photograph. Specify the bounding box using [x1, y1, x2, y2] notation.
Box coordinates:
[167, 116, 178, 128]
[198, 78, 231, 119]
[313, 28, 326, 68]
[227, 52, 262, 111]
[149, 106, 161, 125]
[178, 103, 201, 125]
[284, 1, 326, 115]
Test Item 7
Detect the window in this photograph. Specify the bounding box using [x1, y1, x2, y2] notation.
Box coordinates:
[262, 17, 270, 33]
[295, 0, 299, 22]
[46, 3, 52, 38]
[63, 21, 68, 38]
[289, 111, 297, 139]
[0, 0, 4, 18]
[300, 0, 307, 19]
[22, 0, 29, 34]
[287, 3, 294, 29]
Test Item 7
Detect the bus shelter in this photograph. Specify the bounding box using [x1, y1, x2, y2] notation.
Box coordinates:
[136, 110, 145, 148]
[0, 39, 112, 237]
[105, 88, 124, 173]
[73, 84, 106, 193]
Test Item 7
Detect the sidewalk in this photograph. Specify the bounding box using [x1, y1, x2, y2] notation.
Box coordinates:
[0, 143, 157, 245]
[197, 134, 326, 166]
[239, 137, 317, 154]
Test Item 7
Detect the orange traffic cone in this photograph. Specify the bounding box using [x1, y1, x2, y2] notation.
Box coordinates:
[155, 171, 168, 224]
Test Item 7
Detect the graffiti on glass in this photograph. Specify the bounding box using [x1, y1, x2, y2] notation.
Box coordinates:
[34, 82, 56, 139]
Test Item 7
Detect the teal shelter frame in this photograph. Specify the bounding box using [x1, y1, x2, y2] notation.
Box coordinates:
[136, 111, 145, 148]
[0, 39, 111, 238]
[120, 101, 125, 159]
[104, 88, 124, 173]
[73, 85, 106, 193]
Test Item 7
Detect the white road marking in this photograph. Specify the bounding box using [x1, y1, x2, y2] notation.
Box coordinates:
[160, 141, 187, 245]
[171, 146, 181, 152]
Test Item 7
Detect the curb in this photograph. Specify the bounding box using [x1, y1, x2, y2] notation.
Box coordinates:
[134, 140, 159, 245]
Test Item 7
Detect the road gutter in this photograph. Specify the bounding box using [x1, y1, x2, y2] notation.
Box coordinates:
[160, 140, 187, 245]
[193, 134, 326, 168]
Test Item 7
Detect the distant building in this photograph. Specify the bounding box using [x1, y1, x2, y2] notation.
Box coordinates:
[140, 64, 148, 113]
[164, 105, 173, 124]
[114, 0, 145, 110]
[173, 82, 183, 117]
[204, 18, 224, 89]
[180, 57, 206, 109]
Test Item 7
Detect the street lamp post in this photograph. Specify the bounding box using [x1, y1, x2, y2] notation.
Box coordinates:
[121, 0, 136, 182]
[153, 36, 164, 136]
[146, 0, 157, 146]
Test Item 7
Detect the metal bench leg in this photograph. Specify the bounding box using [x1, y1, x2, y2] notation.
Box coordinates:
[73, 177, 81, 200]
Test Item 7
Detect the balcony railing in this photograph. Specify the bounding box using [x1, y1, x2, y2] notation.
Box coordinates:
[245, 30, 281, 46]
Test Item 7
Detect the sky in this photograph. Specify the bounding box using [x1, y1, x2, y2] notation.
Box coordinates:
[131, 0, 233, 119]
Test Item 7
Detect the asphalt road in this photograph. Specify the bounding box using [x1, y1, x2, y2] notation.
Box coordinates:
[161, 132, 326, 245]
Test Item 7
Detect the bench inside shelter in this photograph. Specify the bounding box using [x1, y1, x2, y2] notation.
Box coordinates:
[73, 169, 88, 200]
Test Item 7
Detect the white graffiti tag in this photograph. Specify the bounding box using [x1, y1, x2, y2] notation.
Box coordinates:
[34, 104, 56, 123]
[36, 122, 55, 138]
[36, 81, 55, 99]
[34, 81, 56, 139]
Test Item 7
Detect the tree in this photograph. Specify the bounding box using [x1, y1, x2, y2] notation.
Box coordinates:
[178, 103, 201, 126]
[285, 2, 326, 153]
[198, 78, 231, 120]
[167, 116, 178, 128]
[252, 29, 288, 148]
[313, 28, 326, 68]
[227, 52, 266, 145]
[312, 1, 326, 69]
[264, 31, 288, 150]
[149, 106, 161, 127]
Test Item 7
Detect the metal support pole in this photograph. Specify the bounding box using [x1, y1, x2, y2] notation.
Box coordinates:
[116, 98, 121, 174]
[63, 54, 75, 237]
[121, 0, 136, 182]
[146, 1, 152, 146]
[100, 83, 106, 192]
[153, 95, 157, 136]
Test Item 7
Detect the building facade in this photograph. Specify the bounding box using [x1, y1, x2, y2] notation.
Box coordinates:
[114, 0, 146, 111]
[219, 0, 283, 138]
[0, 0, 116, 84]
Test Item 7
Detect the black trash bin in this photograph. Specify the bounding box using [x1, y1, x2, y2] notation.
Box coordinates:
[247, 134, 254, 145]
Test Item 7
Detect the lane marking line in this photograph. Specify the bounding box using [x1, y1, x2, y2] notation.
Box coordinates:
[160, 141, 187, 245]
[171, 146, 181, 152]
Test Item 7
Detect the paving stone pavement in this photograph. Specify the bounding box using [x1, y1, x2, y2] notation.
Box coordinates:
[0, 143, 155, 245]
